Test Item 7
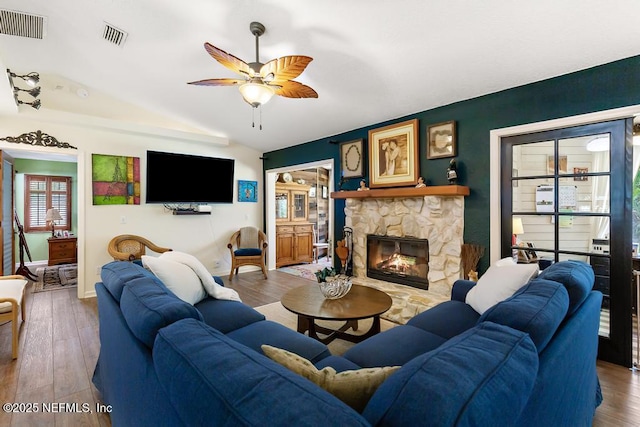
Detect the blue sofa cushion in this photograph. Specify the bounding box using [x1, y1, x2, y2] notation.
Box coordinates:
[407, 300, 480, 339]
[451, 279, 476, 302]
[362, 322, 538, 426]
[227, 320, 331, 364]
[343, 326, 447, 368]
[120, 277, 203, 348]
[195, 298, 265, 333]
[314, 355, 363, 372]
[478, 279, 569, 353]
[154, 318, 369, 426]
[234, 248, 262, 256]
[537, 260, 594, 316]
[101, 261, 170, 302]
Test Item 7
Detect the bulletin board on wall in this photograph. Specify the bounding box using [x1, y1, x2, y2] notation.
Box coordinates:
[535, 185, 577, 228]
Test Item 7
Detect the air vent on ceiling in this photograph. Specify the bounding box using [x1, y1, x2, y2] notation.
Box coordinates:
[0, 9, 47, 39]
[103, 22, 128, 47]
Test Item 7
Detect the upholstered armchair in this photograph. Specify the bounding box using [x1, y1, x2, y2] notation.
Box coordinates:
[108, 234, 172, 262]
[227, 227, 268, 280]
[0, 275, 28, 359]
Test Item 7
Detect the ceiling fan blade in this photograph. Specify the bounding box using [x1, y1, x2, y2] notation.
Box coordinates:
[260, 55, 313, 82]
[204, 42, 251, 77]
[187, 78, 245, 86]
[272, 80, 318, 99]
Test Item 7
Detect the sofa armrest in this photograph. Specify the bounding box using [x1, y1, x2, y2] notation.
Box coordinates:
[451, 280, 476, 302]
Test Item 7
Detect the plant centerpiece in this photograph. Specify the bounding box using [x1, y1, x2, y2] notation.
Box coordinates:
[315, 267, 352, 299]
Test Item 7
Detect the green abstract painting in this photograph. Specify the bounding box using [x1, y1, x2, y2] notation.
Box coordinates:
[92, 154, 140, 205]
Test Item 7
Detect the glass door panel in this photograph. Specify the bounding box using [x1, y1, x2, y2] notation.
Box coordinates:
[276, 191, 289, 221]
[503, 119, 631, 366]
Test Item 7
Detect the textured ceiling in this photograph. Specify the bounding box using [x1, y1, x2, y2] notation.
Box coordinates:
[1, 0, 640, 152]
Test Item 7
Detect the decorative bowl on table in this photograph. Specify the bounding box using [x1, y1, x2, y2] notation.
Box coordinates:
[318, 274, 352, 300]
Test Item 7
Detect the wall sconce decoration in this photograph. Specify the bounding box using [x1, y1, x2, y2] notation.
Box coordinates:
[7, 68, 42, 109]
[8, 70, 39, 87]
[17, 99, 41, 110]
[14, 86, 41, 98]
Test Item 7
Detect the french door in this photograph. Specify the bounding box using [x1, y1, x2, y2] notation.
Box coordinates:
[501, 119, 632, 366]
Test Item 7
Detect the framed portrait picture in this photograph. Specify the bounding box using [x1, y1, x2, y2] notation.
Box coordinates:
[547, 155, 568, 174]
[309, 186, 316, 198]
[368, 119, 419, 188]
[340, 139, 364, 178]
[237, 180, 258, 202]
[573, 167, 588, 181]
[427, 121, 456, 159]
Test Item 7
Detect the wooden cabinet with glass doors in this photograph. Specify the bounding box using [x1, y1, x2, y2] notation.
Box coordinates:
[275, 183, 313, 267]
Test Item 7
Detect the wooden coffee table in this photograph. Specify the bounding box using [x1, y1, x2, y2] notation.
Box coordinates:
[281, 284, 392, 344]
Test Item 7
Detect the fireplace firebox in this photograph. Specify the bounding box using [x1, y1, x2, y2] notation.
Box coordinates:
[366, 234, 429, 289]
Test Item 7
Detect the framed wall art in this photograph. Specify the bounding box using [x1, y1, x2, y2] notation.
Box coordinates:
[427, 121, 456, 159]
[573, 167, 588, 181]
[340, 139, 364, 178]
[238, 180, 258, 202]
[92, 154, 140, 205]
[368, 119, 419, 188]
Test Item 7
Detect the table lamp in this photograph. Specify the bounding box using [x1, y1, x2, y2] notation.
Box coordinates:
[45, 208, 62, 237]
[512, 217, 524, 245]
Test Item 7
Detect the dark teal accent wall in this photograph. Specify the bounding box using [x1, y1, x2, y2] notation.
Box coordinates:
[263, 55, 640, 272]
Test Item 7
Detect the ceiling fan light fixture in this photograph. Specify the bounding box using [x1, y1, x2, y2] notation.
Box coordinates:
[239, 81, 275, 108]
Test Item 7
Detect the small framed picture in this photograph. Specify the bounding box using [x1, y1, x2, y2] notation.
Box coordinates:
[427, 121, 456, 159]
[633, 243, 639, 257]
[573, 167, 588, 181]
[322, 186, 328, 199]
[340, 139, 364, 178]
[238, 180, 258, 202]
[309, 186, 316, 198]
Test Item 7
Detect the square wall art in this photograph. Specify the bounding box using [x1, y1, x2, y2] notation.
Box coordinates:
[238, 180, 258, 202]
[92, 154, 140, 205]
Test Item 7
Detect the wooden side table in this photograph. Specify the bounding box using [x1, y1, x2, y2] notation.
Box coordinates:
[48, 237, 77, 266]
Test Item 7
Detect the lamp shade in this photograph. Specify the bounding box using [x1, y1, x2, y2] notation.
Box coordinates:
[45, 208, 62, 222]
[239, 82, 275, 107]
[512, 217, 524, 235]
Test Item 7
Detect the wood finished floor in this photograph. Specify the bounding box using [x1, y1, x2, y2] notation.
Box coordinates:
[0, 269, 638, 426]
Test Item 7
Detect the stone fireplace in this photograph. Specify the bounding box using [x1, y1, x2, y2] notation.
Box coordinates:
[367, 234, 429, 289]
[341, 187, 467, 297]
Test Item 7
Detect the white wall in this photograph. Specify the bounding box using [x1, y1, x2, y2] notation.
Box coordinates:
[0, 114, 264, 298]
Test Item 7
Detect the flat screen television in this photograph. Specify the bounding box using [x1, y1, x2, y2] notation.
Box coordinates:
[146, 150, 234, 203]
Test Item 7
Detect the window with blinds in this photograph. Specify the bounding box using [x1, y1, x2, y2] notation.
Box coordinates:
[24, 175, 72, 233]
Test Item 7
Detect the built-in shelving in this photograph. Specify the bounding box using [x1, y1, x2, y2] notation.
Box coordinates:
[330, 185, 469, 199]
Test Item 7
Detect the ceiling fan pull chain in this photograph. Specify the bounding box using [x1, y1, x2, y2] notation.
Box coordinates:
[259, 106, 263, 130]
[252, 107, 255, 128]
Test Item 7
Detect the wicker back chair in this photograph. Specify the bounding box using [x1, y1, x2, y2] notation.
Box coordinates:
[227, 227, 268, 280]
[108, 234, 172, 262]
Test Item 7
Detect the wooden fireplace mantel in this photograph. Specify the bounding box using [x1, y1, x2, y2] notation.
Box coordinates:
[330, 185, 469, 200]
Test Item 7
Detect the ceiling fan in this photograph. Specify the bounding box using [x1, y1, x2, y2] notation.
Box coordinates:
[188, 21, 318, 114]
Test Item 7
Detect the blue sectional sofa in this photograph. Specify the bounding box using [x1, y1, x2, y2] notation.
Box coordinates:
[93, 260, 602, 426]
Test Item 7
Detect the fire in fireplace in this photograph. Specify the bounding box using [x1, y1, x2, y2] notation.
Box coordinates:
[366, 234, 429, 289]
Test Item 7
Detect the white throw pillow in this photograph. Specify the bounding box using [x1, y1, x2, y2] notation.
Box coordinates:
[160, 251, 241, 302]
[465, 263, 539, 314]
[141, 255, 207, 305]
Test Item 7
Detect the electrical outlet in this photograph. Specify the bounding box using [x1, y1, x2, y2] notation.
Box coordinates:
[96, 266, 101, 275]
[120, 216, 126, 224]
